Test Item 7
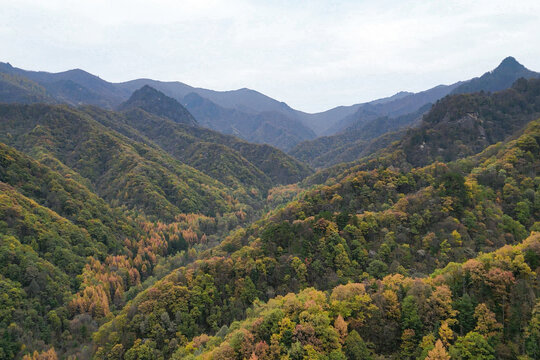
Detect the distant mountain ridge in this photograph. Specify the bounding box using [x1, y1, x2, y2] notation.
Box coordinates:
[316, 57, 539, 136]
[290, 104, 430, 168]
[0, 61, 125, 108]
[289, 57, 540, 168]
[0, 63, 319, 150]
[305, 77, 540, 186]
[182, 92, 316, 151]
[325, 83, 462, 135]
[1, 57, 539, 151]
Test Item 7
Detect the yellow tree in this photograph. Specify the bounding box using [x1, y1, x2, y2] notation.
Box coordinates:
[334, 314, 348, 344]
[438, 321, 454, 348]
[485, 268, 515, 333]
[425, 339, 450, 360]
[22, 348, 58, 360]
[474, 303, 502, 338]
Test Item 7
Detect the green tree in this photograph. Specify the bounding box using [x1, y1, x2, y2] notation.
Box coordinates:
[344, 330, 373, 360]
[366, 259, 388, 279]
[417, 334, 435, 360]
[524, 301, 540, 359]
[449, 332, 495, 360]
[401, 295, 422, 335]
[124, 339, 157, 360]
[400, 329, 417, 359]
[514, 201, 531, 225]
[454, 294, 475, 336]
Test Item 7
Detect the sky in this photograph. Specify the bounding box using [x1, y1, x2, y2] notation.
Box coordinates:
[1, 0, 540, 113]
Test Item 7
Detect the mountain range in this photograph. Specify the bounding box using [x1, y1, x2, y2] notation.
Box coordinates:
[0, 57, 539, 359]
[2, 57, 538, 153]
[289, 56, 540, 168]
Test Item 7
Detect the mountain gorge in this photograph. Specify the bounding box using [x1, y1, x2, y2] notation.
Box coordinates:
[0, 58, 539, 360]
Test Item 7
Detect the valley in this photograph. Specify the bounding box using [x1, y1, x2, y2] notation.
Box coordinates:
[0, 58, 539, 360]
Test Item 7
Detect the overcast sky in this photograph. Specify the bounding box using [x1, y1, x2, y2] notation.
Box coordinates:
[1, 0, 539, 112]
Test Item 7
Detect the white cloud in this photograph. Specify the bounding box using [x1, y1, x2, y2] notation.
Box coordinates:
[1, 0, 539, 112]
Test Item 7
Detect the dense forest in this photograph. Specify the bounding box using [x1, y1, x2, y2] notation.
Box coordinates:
[89, 113, 540, 359]
[0, 65, 539, 360]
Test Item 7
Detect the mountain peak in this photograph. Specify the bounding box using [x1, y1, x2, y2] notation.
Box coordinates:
[120, 85, 197, 126]
[494, 56, 526, 73]
[452, 56, 539, 95]
[133, 84, 161, 97]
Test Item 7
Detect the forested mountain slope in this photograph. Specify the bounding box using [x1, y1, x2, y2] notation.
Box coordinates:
[402, 78, 540, 167]
[307, 77, 540, 186]
[68, 117, 309, 199]
[0, 139, 270, 358]
[2, 57, 538, 151]
[0, 142, 142, 358]
[0, 104, 239, 220]
[0, 95, 314, 358]
[92, 112, 540, 358]
[114, 87, 312, 185]
[0, 98, 312, 220]
[0, 72, 54, 104]
[292, 58, 540, 170]
[0, 109, 310, 358]
[1, 59, 539, 360]
[0, 63, 317, 150]
[183, 232, 540, 359]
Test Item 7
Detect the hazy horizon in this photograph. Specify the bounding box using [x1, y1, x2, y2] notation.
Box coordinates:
[2, 0, 540, 112]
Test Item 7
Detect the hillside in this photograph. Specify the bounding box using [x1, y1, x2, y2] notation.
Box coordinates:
[0, 104, 243, 220]
[0, 72, 54, 104]
[84, 90, 312, 189]
[88, 77, 319, 150]
[0, 142, 141, 358]
[0, 102, 311, 357]
[90, 110, 540, 358]
[1, 57, 538, 152]
[0, 63, 318, 150]
[178, 232, 540, 359]
[402, 77, 540, 167]
[0, 139, 272, 358]
[290, 58, 540, 170]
